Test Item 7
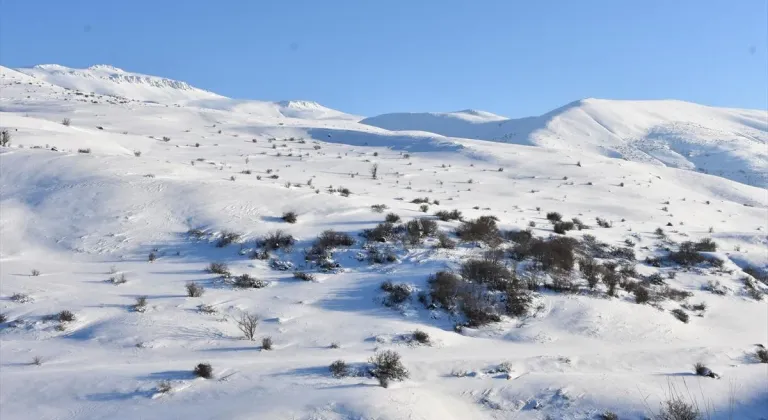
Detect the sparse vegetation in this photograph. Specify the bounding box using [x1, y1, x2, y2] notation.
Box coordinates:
[233, 274, 267, 289]
[456, 215, 501, 245]
[62, 118, 71, 126]
[207, 262, 230, 276]
[282, 211, 298, 224]
[193, 363, 213, 379]
[371, 204, 388, 213]
[434, 209, 462, 221]
[368, 350, 409, 388]
[546, 212, 563, 222]
[216, 230, 241, 247]
[31, 269, 40, 276]
[293, 271, 315, 281]
[436, 232, 457, 249]
[671, 308, 689, 323]
[260, 230, 296, 251]
[262, 336, 273, 350]
[411, 330, 430, 344]
[381, 281, 412, 307]
[329, 360, 349, 378]
[185, 282, 205, 297]
[132, 296, 148, 312]
[235, 312, 259, 340]
[58, 310, 75, 322]
[385, 213, 401, 223]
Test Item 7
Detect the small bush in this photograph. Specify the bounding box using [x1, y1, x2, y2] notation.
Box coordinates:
[436, 232, 457, 249]
[404, 218, 438, 245]
[62, 118, 71, 126]
[756, 348, 768, 363]
[656, 395, 701, 420]
[133, 296, 148, 312]
[0, 313, 6, 323]
[381, 281, 412, 306]
[668, 242, 708, 266]
[77, 148, 91, 154]
[460, 257, 513, 291]
[671, 309, 689, 323]
[216, 230, 241, 247]
[411, 197, 430, 204]
[193, 363, 213, 379]
[262, 336, 273, 350]
[528, 236, 578, 273]
[411, 330, 430, 344]
[260, 230, 295, 251]
[434, 209, 463, 222]
[693, 362, 718, 378]
[595, 217, 612, 228]
[58, 310, 75, 322]
[0, 130, 11, 147]
[282, 211, 298, 224]
[634, 286, 651, 304]
[10, 293, 32, 303]
[369, 350, 409, 388]
[156, 380, 172, 394]
[546, 212, 562, 222]
[329, 360, 350, 378]
[371, 204, 388, 213]
[316, 230, 355, 248]
[233, 274, 267, 289]
[458, 286, 501, 327]
[362, 222, 401, 242]
[31, 269, 40, 277]
[293, 271, 315, 281]
[32, 356, 43, 366]
[198, 304, 217, 314]
[186, 282, 205, 297]
[598, 412, 619, 420]
[419, 204, 429, 213]
[207, 262, 230, 276]
[456, 215, 501, 245]
[553, 221, 575, 234]
[148, 252, 157, 262]
[694, 238, 717, 252]
[385, 213, 401, 223]
[580, 257, 602, 289]
[428, 271, 462, 309]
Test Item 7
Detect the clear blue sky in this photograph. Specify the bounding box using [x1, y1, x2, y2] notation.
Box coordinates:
[1, 0, 766, 117]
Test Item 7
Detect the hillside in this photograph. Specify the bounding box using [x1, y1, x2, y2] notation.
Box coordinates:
[1, 65, 767, 420]
[361, 99, 768, 188]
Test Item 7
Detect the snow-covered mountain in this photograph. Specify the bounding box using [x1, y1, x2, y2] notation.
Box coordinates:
[1, 64, 767, 420]
[362, 99, 768, 188]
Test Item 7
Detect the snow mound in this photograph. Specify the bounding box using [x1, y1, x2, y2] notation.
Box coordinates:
[362, 99, 768, 187]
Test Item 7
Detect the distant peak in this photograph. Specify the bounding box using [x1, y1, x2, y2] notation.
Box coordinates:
[277, 100, 325, 109]
[87, 64, 126, 73]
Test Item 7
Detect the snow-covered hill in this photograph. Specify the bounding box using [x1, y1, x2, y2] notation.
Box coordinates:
[361, 99, 768, 188]
[1, 65, 767, 420]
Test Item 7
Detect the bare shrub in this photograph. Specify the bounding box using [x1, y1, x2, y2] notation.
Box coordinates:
[193, 363, 213, 379]
[553, 221, 575, 234]
[371, 204, 388, 213]
[756, 348, 768, 363]
[693, 362, 718, 378]
[546, 212, 563, 222]
[0, 130, 10, 147]
[31, 269, 40, 277]
[10, 293, 32, 303]
[156, 380, 172, 394]
[207, 262, 230, 276]
[316, 230, 355, 248]
[385, 213, 401, 223]
[233, 274, 267, 289]
[261, 336, 273, 350]
[411, 330, 430, 344]
[260, 230, 295, 251]
[460, 257, 512, 291]
[362, 222, 401, 242]
[528, 236, 578, 273]
[62, 118, 71, 126]
[77, 148, 91, 154]
[428, 271, 462, 309]
[236, 312, 259, 340]
[671, 309, 689, 323]
[370, 163, 379, 179]
[282, 211, 298, 224]
[634, 286, 651, 304]
[330, 360, 350, 378]
[456, 215, 501, 245]
[369, 350, 409, 388]
[694, 238, 717, 252]
[598, 411, 619, 420]
[458, 285, 501, 327]
[436, 232, 457, 249]
[132, 296, 148, 312]
[198, 304, 217, 314]
[216, 230, 241, 247]
[381, 281, 412, 307]
[32, 356, 43, 366]
[580, 257, 602, 289]
[595, 217, 612, 228]
[419, 204, 429, 213]
[293, 271, 315, 281]
[404, 218, 438, 245]
[434, 209, 463, 221]
[186, 282, 205, 297]
[58, 310, 75, 322]
[148, 251, 157, 262]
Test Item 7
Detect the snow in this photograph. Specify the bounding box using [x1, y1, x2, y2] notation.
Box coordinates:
[361, 98, 768, 188]
[1, 65, 767, 420]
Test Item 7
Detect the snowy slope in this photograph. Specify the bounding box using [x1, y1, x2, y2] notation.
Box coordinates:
[1, 66, 767, 420]
[361, 99, 768, 188]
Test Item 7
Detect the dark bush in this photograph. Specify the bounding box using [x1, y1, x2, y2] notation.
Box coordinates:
[404, 218, 438, 244]
[656, 394, 700, 420]
[260, 230, 295, 251]
[316, 230, 355, 248]
[634, 286, 651, 304]
[428, 271, 462, 309]
[262, 336, 273, 350]
[436, 232, 457, 249]
[598, 411, 619, 420]
[546, 212, 563, 222]
[671, 309, 689, 323]
[434, 209, 463, 222]
[571, 218, 588, 230]
[659, 286, 692, 301]
[362, 222, 401, 242]
[756, 348, 768, 363]
[371, 204, 388, 213]
[293, 271, 315, 281]
[595, 217, 612, 228]
[0, 313, 7, 323]
[504, 281, 532, 316]
[329, 360, 349, 378]
[233, 274, 267, 288]
[460, 256, 513, 291]
[553, 221, 575, 234]
[668, 242, 707, 266]
[58, 310, 75, 322]
[580, 257, 602, 289]
[693, 362, 718, 378]
[282, 211, 298, 224]
[694, 238, 717, 252]
[369, 350, 409, 388]
[456, 215, 501, 245]
[411, 330, 430, 344]
[603, 271, 620, 296]
[207, 262, 230, 276]
[410, 197, 430, 204]
[381, 281, 412, 306]
[528, 237, 578, 273]
[458, 286, 501, 327]
[216, 230, 241, 247]
[384, 213, 401, 223]
[504, 229, 533, 245]
[610, 247, 636, 261]
[186, 282, 205, 297]
[194, 363, 213, 379]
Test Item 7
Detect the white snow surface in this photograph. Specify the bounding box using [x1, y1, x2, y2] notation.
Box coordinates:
[361, 99, 768, 188]
[1, 65, 767, 420]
